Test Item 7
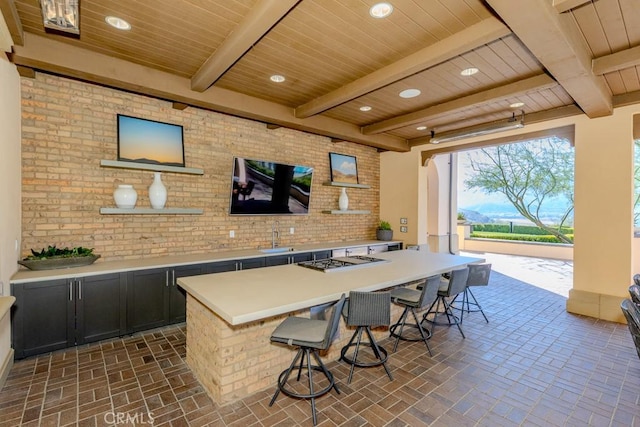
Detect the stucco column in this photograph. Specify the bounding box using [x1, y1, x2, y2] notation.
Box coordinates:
[379, 147, 428, 249]
[568, 107, 636, 322]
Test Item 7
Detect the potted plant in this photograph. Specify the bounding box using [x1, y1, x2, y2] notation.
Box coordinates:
[457, 212, 467, 224]
[18, 245, 100, 270]
[376, 220, 393, 241]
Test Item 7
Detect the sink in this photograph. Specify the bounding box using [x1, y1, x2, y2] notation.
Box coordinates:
[259, 247, 293, 254]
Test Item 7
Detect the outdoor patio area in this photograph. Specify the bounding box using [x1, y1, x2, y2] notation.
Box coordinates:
[0, 253, 638, 426]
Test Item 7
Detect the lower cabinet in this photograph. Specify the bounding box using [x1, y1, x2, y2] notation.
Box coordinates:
[205, 257, 266, 272]
[265, 252, 312, 266]
[126, 264, 205, 333]
[11, 244, 400, 358]
[12, 273, 125, 359]
[76, 273, 126, 345]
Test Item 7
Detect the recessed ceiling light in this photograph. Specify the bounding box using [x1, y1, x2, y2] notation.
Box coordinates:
[399, 88, 421, 99]
[370, 2, 393, 18]
[105, 16, 131, 30]
[416, 126, 427, 131]
[270, 75, 285, 83]
[359, 106, 372, 112]
[510, 102, 525, 108]
[460, 67, 479, 76]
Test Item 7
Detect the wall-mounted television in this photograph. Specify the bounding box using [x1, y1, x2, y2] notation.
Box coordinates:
[117, 114, 185, 167]
[229, 157, 314, 215]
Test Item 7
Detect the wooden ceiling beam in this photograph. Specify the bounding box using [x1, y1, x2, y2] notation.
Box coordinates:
[592, 45, 640, 76]
[363, 74, 557, 135]
[12, 33, 409, 152]
[294, 17, 511, 118]
[0, 0, 23, 46]
[190, 0, 299, 92]
[552, 0, 591, 13]
[486, 0, 612, 118]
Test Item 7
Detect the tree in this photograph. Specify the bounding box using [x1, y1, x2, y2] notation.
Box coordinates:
[464, 137, 574, 243]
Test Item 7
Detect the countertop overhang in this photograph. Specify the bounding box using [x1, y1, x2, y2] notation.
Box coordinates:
[178, 250, 483, 326]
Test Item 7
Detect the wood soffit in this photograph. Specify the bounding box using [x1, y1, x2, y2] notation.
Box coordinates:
[4, 0, 640, 153]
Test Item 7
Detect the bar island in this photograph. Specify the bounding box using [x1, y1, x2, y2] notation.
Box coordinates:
[177, 250, 483, 404]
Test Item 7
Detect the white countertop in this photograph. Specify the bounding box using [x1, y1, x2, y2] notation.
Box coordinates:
[10, 240, 400, 284]
[177, 250, 484, 326]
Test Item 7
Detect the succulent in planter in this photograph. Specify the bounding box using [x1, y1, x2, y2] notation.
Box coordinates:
[19, 245, 101, 270]
[376, 220, 393, 241]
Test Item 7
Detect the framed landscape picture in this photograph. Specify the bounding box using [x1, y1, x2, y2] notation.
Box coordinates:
[117, 115, 185, 167]
[329, 152, 359, 184]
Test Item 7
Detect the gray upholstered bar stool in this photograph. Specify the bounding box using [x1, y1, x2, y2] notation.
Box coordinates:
[422, 267, 469, 339]
[454, 263, 492, 323]
[340, 290, 392, 384]
[389, 275, 440, 355]
[269, 294, 346, 426]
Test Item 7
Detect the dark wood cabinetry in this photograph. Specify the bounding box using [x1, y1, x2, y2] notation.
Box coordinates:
[76, 273, 126, 344]
[12, 273, 125, 359]
[126, 264, 205, 332]
[205, 257, 266, 272]
[11, 243, 401, 358]
[265, 252, 312, 266]
[171, 265, 204, 322]
[126, 268, 168, 333]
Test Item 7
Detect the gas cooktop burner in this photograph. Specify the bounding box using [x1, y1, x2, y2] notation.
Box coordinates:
[297, 255, 389, 272]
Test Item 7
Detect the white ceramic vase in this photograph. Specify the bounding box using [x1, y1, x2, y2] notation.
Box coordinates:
[113, 184, 137, 209]
[338, 187, 349, 211]
[149, 172, 167, 209]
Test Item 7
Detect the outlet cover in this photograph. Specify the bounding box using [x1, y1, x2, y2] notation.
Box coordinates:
[229, 230, 235, 238]
[400, 226, 408, 233]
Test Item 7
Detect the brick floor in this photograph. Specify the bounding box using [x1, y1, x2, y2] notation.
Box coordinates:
[1, 264, 638, 426]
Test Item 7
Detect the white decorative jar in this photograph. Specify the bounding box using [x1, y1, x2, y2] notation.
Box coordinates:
[338, 187, 349, 211]
[113, 184, 137, 209]
[149, 172, 167, 209]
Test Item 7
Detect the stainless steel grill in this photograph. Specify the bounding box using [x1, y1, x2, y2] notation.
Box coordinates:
[297, 256, 388, 272]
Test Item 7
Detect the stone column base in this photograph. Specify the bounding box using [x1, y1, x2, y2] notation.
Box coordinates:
[566, 289, 626, 323]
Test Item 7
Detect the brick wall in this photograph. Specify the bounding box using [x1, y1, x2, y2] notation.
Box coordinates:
[20, 73, 380, 261]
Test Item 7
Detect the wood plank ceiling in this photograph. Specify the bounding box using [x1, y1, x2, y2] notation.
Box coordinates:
[2, 0, 640, 152]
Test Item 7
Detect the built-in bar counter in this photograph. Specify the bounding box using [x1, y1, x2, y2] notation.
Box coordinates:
[10, 239, 401, 283]
[177, 250, 483, 404]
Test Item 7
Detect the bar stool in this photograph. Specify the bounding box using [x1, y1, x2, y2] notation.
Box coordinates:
[340, 291, 392, 384]
[389, 275, 440, 355]
[422, 267, 469, 339]
[453, 263, 492, 323]
[269, 294, 346, 426]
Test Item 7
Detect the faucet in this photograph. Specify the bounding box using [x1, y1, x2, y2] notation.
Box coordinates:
[272, 221, 280, 248]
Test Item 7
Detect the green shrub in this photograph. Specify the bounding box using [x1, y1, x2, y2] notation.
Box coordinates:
[471, 223, 573, 235]
[470, 231, 574, 243]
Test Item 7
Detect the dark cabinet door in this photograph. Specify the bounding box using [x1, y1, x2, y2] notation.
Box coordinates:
[312, 250, 332, 260]
[126, 268, 169, 333]
[12, 279, 74, 359]
[76, 273, 126, 345]
[239, 257, 266, 270]
[291, 252, 312, 263]
[171, 264, 204, 323]
[205, 260, 238, 274]
[265, 254, 290, 266]
[388, 243, 403, 251]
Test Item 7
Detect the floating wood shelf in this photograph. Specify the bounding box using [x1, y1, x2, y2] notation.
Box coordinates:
[322, 181, 370, 189]
[322, 210, 371, 215]
[100, 208, 203, 215]
[100, 160, 204, 175]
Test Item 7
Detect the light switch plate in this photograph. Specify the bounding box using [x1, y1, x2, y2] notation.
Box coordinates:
[229, 230, 235, 238]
